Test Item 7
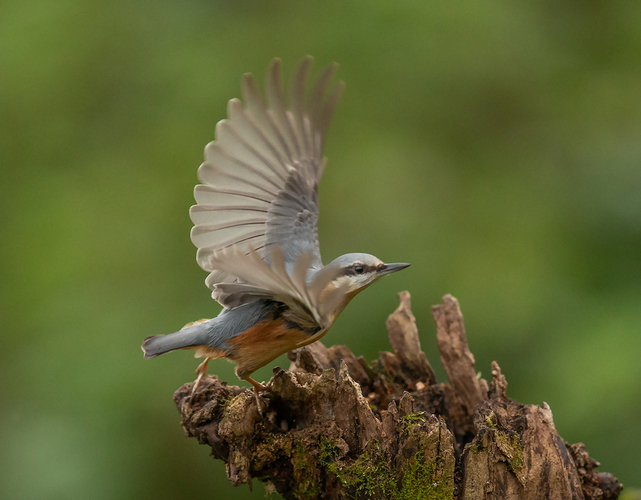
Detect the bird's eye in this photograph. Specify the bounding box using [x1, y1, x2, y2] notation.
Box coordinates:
[354, 265, 364, 275]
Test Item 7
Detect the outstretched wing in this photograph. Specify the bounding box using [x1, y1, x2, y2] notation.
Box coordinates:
[209, 246, 350, 331]
[189, 56, 344, 305]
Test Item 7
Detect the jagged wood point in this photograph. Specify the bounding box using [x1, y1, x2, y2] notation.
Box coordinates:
[173, 292, 623, 499]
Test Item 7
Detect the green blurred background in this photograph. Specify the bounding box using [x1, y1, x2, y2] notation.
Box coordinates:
[2, 0, 640, 498]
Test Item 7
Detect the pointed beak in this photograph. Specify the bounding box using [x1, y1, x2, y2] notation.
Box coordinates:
[378, 262, 411, 276]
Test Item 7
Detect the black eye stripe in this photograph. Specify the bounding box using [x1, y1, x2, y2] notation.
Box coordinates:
[344, 263, 376, 276]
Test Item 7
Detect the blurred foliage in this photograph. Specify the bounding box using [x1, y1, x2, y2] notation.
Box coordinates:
[622, 489, 641, 500]
[1, 0, 640, 498]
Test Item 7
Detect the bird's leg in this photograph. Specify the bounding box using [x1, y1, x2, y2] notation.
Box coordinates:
[190, 357, 211, 399]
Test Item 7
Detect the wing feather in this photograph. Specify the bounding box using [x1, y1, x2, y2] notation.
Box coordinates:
[289, 56, 313, 157]
[227, 100, 289, 181]
[242, 74, 295, 167]
[201, 141, 283, 190]
[189, 205, 269, 225]
[265, 59, 301, 160]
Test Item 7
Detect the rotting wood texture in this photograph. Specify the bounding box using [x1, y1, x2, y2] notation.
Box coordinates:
[174, 292, 623, 499]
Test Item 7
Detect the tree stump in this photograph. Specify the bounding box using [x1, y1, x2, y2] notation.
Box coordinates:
[173, 293, 623, 499]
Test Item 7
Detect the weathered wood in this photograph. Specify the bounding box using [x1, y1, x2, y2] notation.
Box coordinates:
[173, 293, 623, 499]
[385, 291, 437, 385]
[433, 294, 487, 437]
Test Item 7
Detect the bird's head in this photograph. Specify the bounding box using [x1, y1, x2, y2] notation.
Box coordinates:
[324, 253, 410, 296]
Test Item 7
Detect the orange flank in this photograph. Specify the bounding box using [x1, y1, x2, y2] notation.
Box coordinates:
[227, 318, 310, 380]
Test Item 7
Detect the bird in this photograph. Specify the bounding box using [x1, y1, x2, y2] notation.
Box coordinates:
[141, 56, 410, 395]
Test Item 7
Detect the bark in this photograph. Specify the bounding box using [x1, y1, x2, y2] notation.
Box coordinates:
[173, 292, 623, 499]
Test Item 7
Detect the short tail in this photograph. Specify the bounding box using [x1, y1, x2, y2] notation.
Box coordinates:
[141, 320, 214, 359]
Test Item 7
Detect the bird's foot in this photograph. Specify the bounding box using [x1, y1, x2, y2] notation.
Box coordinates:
[245, 376, 273, 416]
[245, 376, 273, 393]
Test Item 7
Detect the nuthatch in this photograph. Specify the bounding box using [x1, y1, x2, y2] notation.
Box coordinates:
[142, 57, 410, 394]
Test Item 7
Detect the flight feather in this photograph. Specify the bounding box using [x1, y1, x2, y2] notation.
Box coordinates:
[190, 56, 343, 306]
